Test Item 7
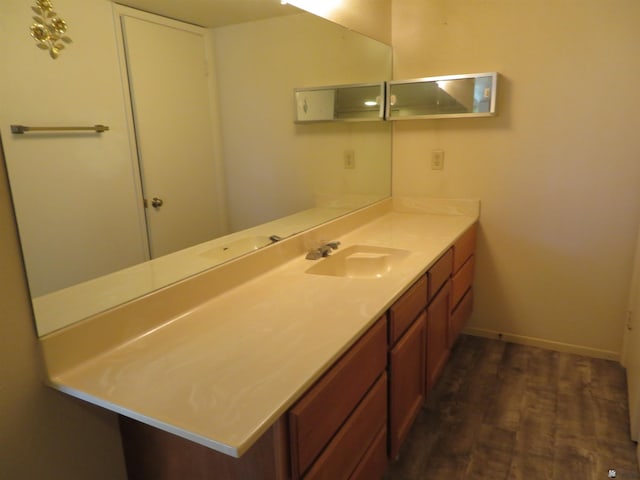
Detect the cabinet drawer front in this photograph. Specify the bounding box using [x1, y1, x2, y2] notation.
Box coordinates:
[303, 373, 387, 480]
[451, 255, 474, 311]
[428, 248, 452, 303]
[453, 223, 477, 273]
[449, 288, 473, 347]
[348, 425, 388, 480]
[289, 318, 387, 478]
[389, 275, 427, 345]
[389, 311, 426, 459]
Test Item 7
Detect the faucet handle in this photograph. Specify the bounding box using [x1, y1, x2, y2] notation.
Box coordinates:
[305, 241, 340, 260]
[306, 249, 323, 260]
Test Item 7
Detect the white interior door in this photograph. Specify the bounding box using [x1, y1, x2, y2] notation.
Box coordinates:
[625, 228, 640, 442]
[121, 11, 226, 258]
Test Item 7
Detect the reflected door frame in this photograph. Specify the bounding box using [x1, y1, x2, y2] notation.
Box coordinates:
[113, 4, 229, 259]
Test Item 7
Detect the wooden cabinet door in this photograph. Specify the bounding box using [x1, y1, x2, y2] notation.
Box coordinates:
[389, 311, 426, 459]
[426, 281, 451, 393]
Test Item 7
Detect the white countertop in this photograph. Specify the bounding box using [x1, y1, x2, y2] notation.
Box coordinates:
[43, 199, 478, 457]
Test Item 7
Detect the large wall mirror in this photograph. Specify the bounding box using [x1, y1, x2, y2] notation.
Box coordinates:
[0, 0, 392, 336]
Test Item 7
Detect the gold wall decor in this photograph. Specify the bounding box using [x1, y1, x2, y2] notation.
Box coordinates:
[30, 0, 72, 59]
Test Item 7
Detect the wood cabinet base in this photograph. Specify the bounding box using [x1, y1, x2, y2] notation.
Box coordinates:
[119, 416, 289, 480]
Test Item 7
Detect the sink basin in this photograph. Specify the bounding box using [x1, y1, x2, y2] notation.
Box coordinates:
[305, 245, 410, 278]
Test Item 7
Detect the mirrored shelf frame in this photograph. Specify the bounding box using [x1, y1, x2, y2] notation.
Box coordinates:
[294, 82, 386, 123]
[386, 72, 498, 120]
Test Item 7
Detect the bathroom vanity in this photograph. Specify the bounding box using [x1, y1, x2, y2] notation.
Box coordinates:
[38, 198, 478, 479]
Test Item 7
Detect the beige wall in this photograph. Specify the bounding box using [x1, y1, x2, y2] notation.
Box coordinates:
[0, 143, 127, 478]
[288, 0, 391, 44]
[392, 0, 640, 356]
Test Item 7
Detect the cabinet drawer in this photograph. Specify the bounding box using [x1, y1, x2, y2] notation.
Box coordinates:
[289, 318, 387, 479]
[389, 275, 427, 345]
[451, 255, 474, 311]
[349, 426, 388, 480]
[449, 288, 473, 347]
[304, 373, 387, 480]
[453, 223, 477, 273]
[427, 248, 452, 303]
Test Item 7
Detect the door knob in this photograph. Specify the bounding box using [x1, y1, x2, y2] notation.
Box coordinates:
[151, 197, 164, 208]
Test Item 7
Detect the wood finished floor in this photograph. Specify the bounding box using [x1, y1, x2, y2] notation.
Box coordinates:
[385, 335, 639, 480]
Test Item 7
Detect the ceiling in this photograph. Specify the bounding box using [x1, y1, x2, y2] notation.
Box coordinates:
[114, 0, 301, 28]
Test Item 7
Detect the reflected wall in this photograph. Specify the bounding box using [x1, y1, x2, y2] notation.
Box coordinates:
[0, 0, 391, 336]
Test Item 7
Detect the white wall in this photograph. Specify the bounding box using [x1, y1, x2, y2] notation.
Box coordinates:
[392, 0, 640, 357]
[213, 13, 392, 232]
[0, 0, 147, 296]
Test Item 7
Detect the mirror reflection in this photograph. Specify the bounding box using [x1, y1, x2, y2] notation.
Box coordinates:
[295, 83, 385, 122]
[388, 72, 497, 119]
[1, 0, 392, 336]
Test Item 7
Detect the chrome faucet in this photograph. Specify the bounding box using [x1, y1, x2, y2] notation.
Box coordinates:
[306, 241, 341, 260]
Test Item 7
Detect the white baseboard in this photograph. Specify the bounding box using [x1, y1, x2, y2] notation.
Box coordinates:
[463, 327, 621, 362]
